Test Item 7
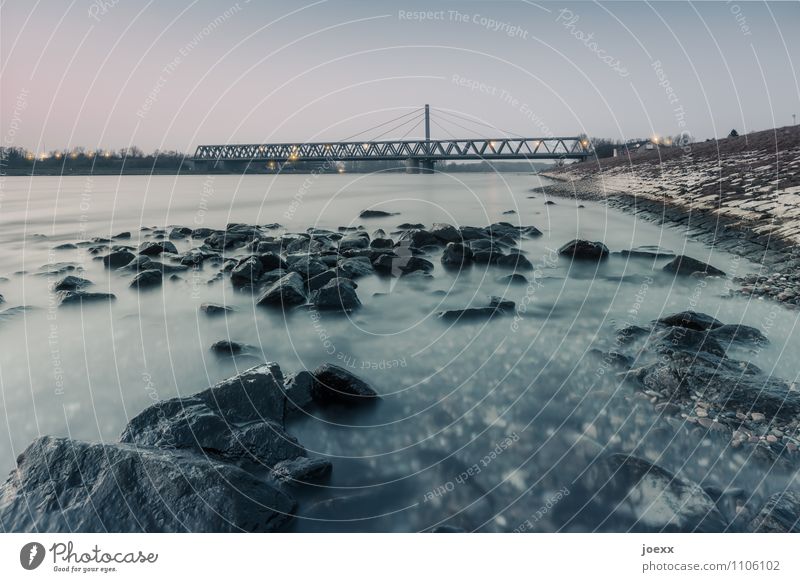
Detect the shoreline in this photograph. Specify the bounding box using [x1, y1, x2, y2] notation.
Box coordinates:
[538, 126, 800, 308]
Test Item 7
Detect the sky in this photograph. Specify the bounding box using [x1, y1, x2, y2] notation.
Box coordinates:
[2, 0, 799, 154]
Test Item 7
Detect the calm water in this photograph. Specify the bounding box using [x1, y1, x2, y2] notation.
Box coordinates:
[0, 173, 798, 531]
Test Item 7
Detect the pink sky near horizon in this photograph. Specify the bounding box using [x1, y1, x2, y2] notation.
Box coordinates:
[2, 0, 798, 154]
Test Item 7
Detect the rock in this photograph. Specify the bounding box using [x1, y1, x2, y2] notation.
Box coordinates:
[558, 239, 610, 260]
[259, 252, 287, 271]
[749, 490, 800, 533]
[502, 210, 516, 215]
[130, 269, 163, 289]
[430, 223, 461, 243]
[441, 242, 473, 268]
[359, 209, 396, 218]
[648, 326, 726, 358]
[400, 229, 440, 248]
[272, 457, 332, 484]
[545, 200, 556, 205]
[257, 272, 307, 307]
[488, 296, 515, 310]
[288, 256, 329, 280]
[338, 234, 370, 251]
[307, 269, 340, 291]
[200, 303, 235, 316]
[657, 310, 724, 331]
[311, 363, 379, 405]
[338, 256, 374, 279]
[663, 255, 726, 277]
[139, 240, 178, 256]
[282, 371, 315, 415]
[618, 247, 675, 259]
[632, 345, 800, 421]
[397, 223, 425, 230]
[53, 275, 92, 291]
[496, 251, 534, 271]
[115, 255, 153, 273]
[310, 278, 361, 311]
[438, 304, 507, 321]
[710, 324, 769, 346]
[497, 273, 529, 285]
[0, 294, 3, 304]
[120, 363, 304, 468]
[0, 305, 33, 323]
[210, 340, 247, 356]
[0, 436, 293, 532]
[53, 243, 78, 250]
[102, 250, 135, 268]
[594, 454, 728, 532]
[113, 231, 131, 239]
[230, 256, 263, 287]
[57, 290, 116, 306]
[370, 238, 394, 249]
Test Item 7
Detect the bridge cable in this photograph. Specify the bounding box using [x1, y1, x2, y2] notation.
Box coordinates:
[368, 110, 426, 142]
[339, 107, 424, 142]
[434, 108, 528, 139]
[399, 117, 425, 140]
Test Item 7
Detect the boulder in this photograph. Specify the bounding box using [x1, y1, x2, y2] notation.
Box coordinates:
[257, 272, 307, 307]
[338, 256, 374, 279]
[430, 223, 461, 243]
[57, 290, 116, 306]
[102, 250, 135, 268]
[0, 436, 293, 532]
[311, 363, 379, 405]
[496, 251, 534, 271]
[282, 370, 315, 415]
[139, 240, 178, 256]
[273, 457, 332, 484]
[310, 278, 361, 311]
[130, 269, 163, 289]
[749, 490, 800, 533]
[662, 255, 725, 277]
[590, 454, 728, 532]
[369, 238, 394, 250]
[438, 306, 506, 321]
[497, 273, 529, 285]
[53, 275, 92, 291]
[359, 209, 396, 218]
[287, 256, 329, 280]
[210, 340, 248, 356]
[230, 256, 263, 287]
[259, 252, 287, 271]
[710, 324, 769, 346]
[656, 310, 724, 331]
[441, 242, 473, 268]
[400, 229, 440, 248]
[558, 239, 609, 260]
[200, 303, 235, 316]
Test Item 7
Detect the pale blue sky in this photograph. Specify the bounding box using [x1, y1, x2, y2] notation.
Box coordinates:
[2, 1, 798, 153]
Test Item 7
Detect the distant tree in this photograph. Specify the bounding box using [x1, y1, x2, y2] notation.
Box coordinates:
[729, 129, 739, 137]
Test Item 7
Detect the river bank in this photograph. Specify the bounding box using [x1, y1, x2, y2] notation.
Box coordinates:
[541, 125, 800, 307]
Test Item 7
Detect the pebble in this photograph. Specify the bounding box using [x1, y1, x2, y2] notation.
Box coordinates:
[766, 435, 778, 443]
[695, 407, 708, 418]
[751, 412, 766, 422]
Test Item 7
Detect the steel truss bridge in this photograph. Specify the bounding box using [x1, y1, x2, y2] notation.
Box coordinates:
[192, 105, 590, 173]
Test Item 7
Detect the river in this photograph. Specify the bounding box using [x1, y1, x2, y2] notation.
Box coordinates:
[0, 172, 797, 531]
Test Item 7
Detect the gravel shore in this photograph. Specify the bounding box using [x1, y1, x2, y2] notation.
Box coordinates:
[540, 125, 800, 308]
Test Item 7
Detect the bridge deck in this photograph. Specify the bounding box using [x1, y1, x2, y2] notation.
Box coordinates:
[193, 137, 589, 162]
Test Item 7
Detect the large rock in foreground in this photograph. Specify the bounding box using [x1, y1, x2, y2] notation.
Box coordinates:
[120, 363, 302, 467]
[0, 436, 293, 532]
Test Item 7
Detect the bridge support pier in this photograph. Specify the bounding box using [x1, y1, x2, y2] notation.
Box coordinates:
[404, 158, 420, 174]
[420, 159, 435, 174]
